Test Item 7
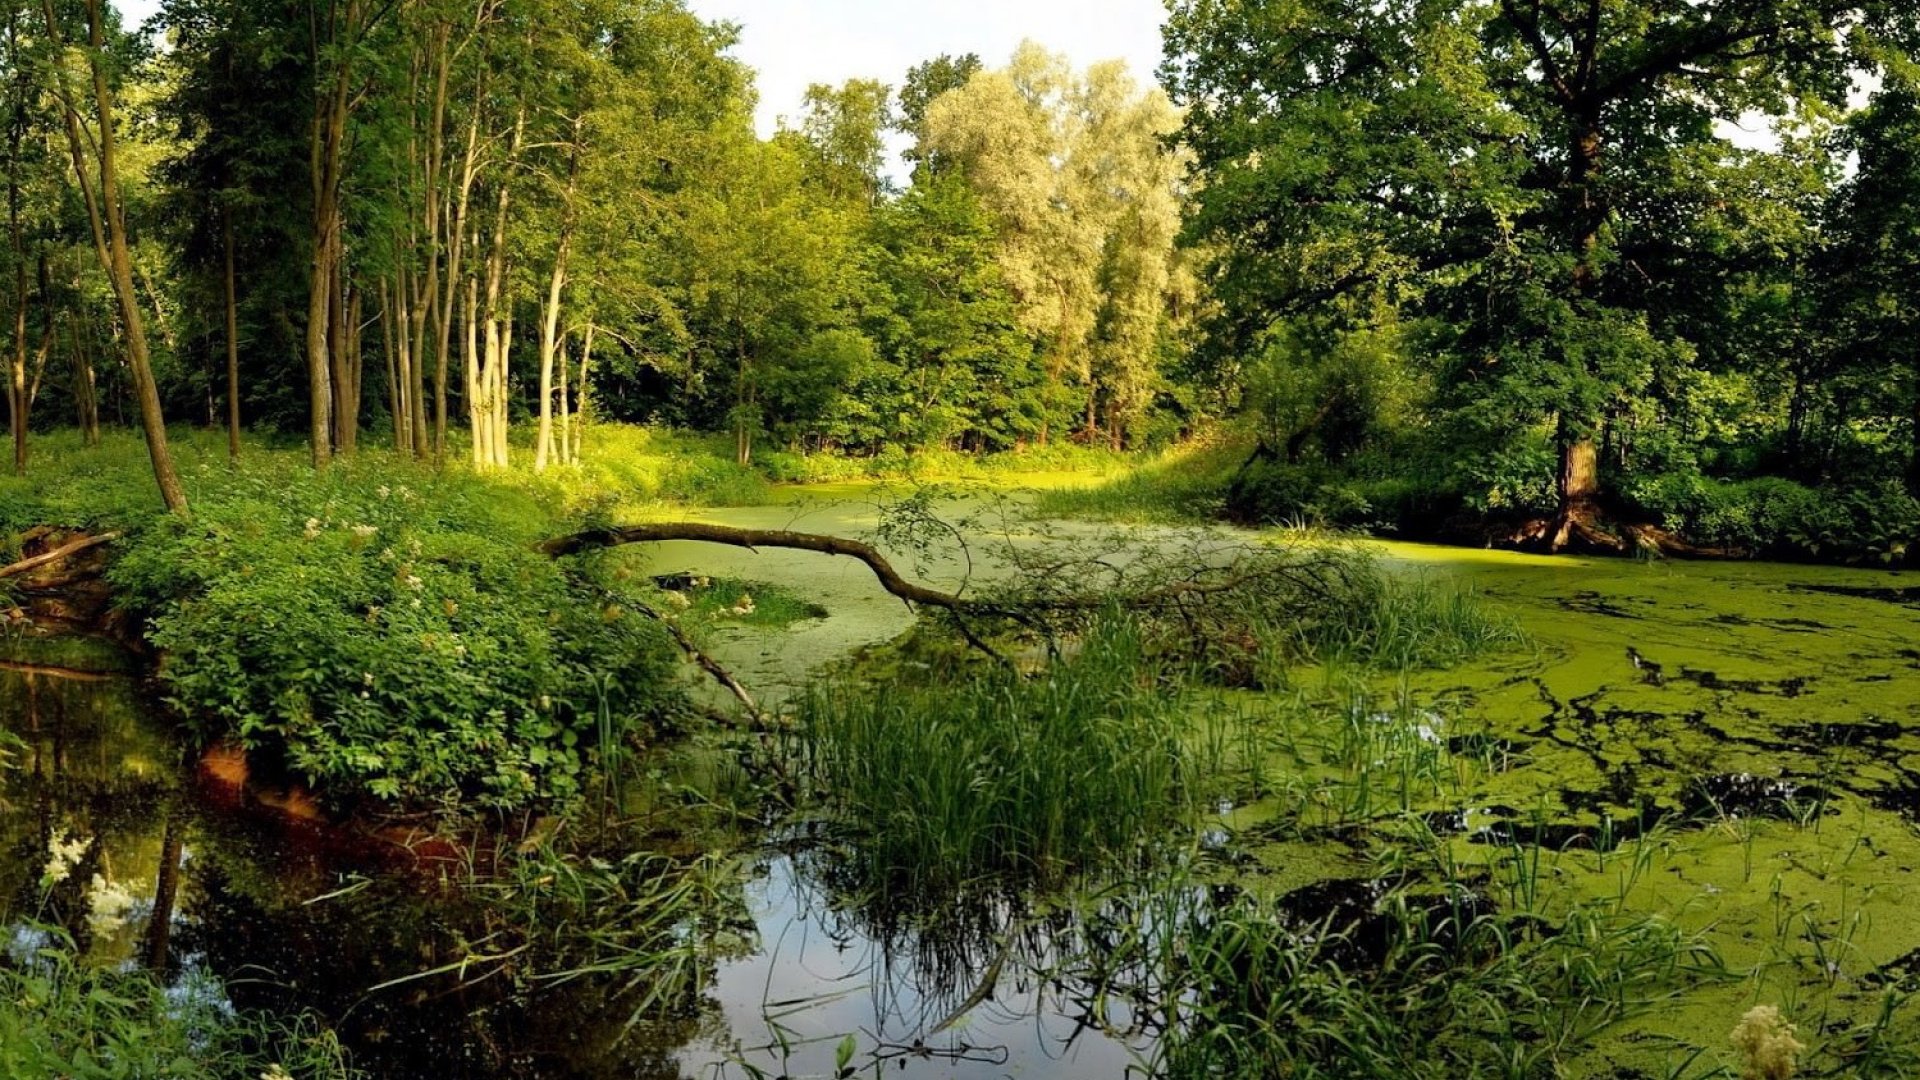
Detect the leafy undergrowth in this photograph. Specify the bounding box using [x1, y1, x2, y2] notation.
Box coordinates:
[3, 430, 692, 810]
[1031, 440, 1244, 522]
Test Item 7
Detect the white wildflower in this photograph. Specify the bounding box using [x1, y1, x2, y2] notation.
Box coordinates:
[405, 574, 424, 591]
[351, 524, 379, 539]
[376, 485, 392, 499]
[42, 830, 90, 887]
[303, 517, 322, 539]
[86, 874, 140, 939]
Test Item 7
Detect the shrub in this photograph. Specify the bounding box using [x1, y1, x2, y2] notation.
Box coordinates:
[106, 461, 681, 809]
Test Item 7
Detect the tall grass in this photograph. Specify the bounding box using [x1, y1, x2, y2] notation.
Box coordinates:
[0, 931, 359, 1079]
[795, 613, 1196, 899]
[1159, 888, 1726, 1080]
[1271, 570, 1529, 674]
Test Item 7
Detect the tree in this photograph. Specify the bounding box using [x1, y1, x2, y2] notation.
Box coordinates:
[798, 78, 892, 205]
[897, 51, 978, 174]
[859, 170, 1039, 450]
[1825, 76, 1920, 494]
[922, 44, 1187, 446]
[1164, 0, 1920, 549]
[41, 0, 185, 511]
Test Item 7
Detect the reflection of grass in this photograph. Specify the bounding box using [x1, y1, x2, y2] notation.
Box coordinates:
[0, 931, 359, 1079]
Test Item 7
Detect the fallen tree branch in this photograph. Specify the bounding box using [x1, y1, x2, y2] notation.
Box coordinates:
[0, 531, 122, 581]
[541, 523, 961, 610]
[539, 522, 1349, 618]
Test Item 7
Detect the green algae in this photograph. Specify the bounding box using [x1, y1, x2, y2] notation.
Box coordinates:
[620, 484, 1920, 1073]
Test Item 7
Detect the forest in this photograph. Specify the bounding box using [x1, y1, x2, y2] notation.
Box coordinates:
[3, 0, 1920, 1078]
[0, 0, 1915, 558]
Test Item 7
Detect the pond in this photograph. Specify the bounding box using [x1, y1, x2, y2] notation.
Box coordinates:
[5, 490, 1920, 1077]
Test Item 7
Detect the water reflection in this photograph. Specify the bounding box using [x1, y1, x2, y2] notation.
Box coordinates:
[680, 851, 1163, 1080]
[3, 664, 1166, 1080]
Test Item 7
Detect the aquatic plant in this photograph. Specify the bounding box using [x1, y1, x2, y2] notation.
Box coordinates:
[1157, 886, 1726, 1080]
[0, 929, 359, 1080]
[794, 612, 1201, 900]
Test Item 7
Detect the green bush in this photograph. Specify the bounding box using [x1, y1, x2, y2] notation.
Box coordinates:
[1626, 473, 1920, 562]
[104, 459, 681, 809]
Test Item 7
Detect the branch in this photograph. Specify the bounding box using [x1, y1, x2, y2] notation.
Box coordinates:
[540, 523, 964, 610]
[0, 531, 121, 580]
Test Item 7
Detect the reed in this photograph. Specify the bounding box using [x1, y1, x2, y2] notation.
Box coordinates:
[795, 612, 1198, 900]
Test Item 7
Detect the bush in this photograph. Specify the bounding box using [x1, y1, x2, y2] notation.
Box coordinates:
[103, 458, 681, 809]
[1626, 473, 1920, 562]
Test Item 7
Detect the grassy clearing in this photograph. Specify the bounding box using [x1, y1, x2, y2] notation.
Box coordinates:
[0, 933, 358, 1080]
[1030, 440, 1244, 523]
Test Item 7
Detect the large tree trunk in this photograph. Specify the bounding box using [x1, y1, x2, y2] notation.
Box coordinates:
[45, 0, 186, 512]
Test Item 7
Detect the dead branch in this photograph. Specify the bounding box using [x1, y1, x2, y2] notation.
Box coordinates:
[0, 531, 121, 581]
[539, 522, 1347, 618]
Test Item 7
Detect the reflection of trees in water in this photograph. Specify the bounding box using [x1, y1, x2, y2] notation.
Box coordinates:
[0, 669, 178, 961]
[2, 667, 748, 1080]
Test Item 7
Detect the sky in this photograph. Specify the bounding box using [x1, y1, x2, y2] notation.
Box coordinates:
[686, 0, 1168, 130]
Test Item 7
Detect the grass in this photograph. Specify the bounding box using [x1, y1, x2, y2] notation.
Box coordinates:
[1156, 882, 1727, 1080]
[792, 613, 1202, 900]
[1031, 439, 1245, 523]
[0, 931, 359, 1080]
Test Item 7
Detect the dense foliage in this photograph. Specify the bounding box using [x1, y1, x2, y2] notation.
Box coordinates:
[2, 431, 683, 808]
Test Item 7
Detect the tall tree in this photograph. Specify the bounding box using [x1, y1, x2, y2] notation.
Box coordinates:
[1164, 0, 1920, 548]
[41, 0, 186, 511]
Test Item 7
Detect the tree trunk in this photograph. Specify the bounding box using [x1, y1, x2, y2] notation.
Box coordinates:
[556, 326, 570, 465]
[306, 0, 362, 472]
[381, 279, 403, 451]
[224, 212, 241, 459]
[571, 321, 593, 464]
[45, 0, 186, 512]
[535, 124, 581, 472]
[465, 270, 482, 468]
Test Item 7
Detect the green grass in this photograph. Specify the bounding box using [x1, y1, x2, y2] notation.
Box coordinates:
[0, 933, 359, 1080]
[792, 613, 1200, 900]
[1156, 884, 1727, 1080]
[1031, 440, 1244, 522]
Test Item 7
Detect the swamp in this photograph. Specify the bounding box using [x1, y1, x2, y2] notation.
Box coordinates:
[6, 0, 1920, 1076]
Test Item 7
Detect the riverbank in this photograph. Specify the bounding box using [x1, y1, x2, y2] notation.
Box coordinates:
[1038, 441, 1920, 567]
